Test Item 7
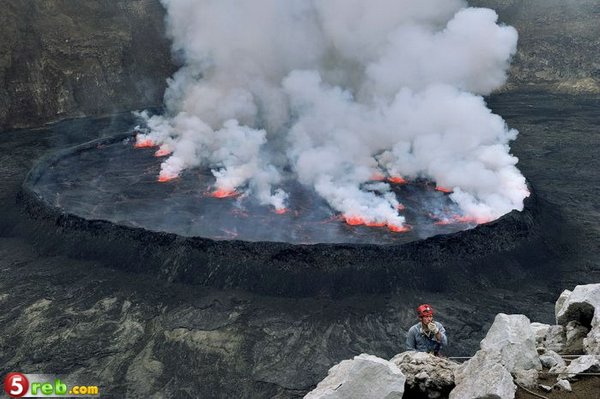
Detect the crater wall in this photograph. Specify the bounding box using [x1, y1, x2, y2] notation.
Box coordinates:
[1, 0, 598, 130]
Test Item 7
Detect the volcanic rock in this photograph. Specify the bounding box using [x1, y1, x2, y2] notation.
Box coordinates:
[539, 384, 552, 392]
[562, 355, 600, 380]
[303, 354, 405, 399]
[450, 313, 542, 398]
[554, 379, 572, 392]
[2, 1, 599, 130]
[0, 0, 175, 130]
[480, 313, 542, 372]
[555, 283, 600, 354]
[564, 320, 589, 354]
[513, 369, 539, 390]
[543, 325, 566, 353]
[530, 322, 551, 346]
[450, 350, 516, 399]
[555, 289, 572, 318]
[390, 351, 457, 398]
[538, 349, 565, 369]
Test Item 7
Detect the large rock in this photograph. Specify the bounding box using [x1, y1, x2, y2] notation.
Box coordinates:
[543, 325, 566, 353]
[584, 324, 600, 355]
[562, 354, 600, 380]
[513, 369, 538, 390]
[555, 284, 600, 355]
[304, 354, 405, 399]
[555, 289, 572, 319]
[480, 313, 542, 372]
[538, 349, 565, 369]
[556, 284, 600, 325]
[450, 350, 516, 399]
[530, 322, 551, 346]
[564, 321, 589, 354]
[391, 351, 457, 399]
[450, 313, 543, 398]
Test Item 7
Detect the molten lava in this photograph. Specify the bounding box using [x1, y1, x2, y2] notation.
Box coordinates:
[435, 186, 453, 193]
[344, 215, 365, 226]
[274, 208, 288, 215]
[343, 215, 409, 233]
[154, 146, 172, 157]
[158, 174, 178, 182]
[366, 221, 386, 227]
[211, 189, 239, 198]
[134, 138, 156, 148]
[388, 176, 407, 184]
[387, 224, 411, 233]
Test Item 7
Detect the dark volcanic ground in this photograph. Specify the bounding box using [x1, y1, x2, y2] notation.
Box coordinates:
[0, 92, 599, 398]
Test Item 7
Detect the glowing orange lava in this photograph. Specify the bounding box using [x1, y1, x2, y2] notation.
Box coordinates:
[344, 216, 365, 225]
[387, 224, 411, 233]
[158, 174, 178, 182]
[155, 147, 172, 157]
[274, 208, 288, 215]
[396, 203, 406, 211]
[365, 221, 386, 227]
[343, 215, 409, 232]
[134, 139, 156, 148]
[211, 189, 239, 198]
[387, 176, 407, 184]
[435, 186, 452, 193]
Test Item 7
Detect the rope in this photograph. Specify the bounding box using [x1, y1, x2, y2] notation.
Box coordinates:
[448, 354, 598, 361]
[539, 372, 600, 376]
[515, 382, 549, 399]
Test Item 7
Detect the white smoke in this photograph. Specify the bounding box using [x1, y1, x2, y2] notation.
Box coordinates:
[137, 0, 529, 226]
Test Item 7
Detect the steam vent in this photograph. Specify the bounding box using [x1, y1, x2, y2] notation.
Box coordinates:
[21, 129, 536, 297]
[16, 0, 544, 297]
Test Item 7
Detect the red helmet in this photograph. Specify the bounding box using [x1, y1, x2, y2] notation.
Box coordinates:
[417, 304, 434, 317]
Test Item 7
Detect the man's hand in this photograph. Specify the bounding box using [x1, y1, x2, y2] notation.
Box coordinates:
[428, 322, 439, 334]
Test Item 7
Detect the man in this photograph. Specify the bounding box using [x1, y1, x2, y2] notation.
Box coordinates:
[405, 304, 448, 356]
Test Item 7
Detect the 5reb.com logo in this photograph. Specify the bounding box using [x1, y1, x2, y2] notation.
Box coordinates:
[3, 373, 99, 398]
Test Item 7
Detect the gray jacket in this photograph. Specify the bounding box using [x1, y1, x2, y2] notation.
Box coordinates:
[405, 321, 448, 353]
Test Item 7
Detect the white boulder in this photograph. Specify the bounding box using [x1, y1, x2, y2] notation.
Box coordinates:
[513, 369, 538, 390]
[555, 284, 600, 355]
[539, 349, 565, 369]
[543, 325, 566, 353]
[391, 351, 457, 398]
[565, 320, 589, 353]
[562, 354, 600, 380]
[450, 350, 516, 399]
[530, 322, 551, 346]
[554, 379, 572, 392]
[304, 354, 405, 399]
[555, 284, 600, 325]
[584, 324, 600, 355]
[480, 313, 542, 372]
[555, 289, 572, 320]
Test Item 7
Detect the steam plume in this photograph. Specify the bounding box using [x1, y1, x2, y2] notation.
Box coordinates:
[136, 0, 529, 227]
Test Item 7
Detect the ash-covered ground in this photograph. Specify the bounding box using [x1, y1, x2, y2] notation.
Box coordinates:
[0, 92, 599, 398]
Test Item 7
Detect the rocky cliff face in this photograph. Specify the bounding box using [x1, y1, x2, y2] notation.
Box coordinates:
[0, 0, 175, 130]
[471, 0, 600, 93]
[0, 0, 598, 129]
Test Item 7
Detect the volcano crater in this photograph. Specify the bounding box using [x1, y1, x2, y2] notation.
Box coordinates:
[20, 131, 539, 296]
